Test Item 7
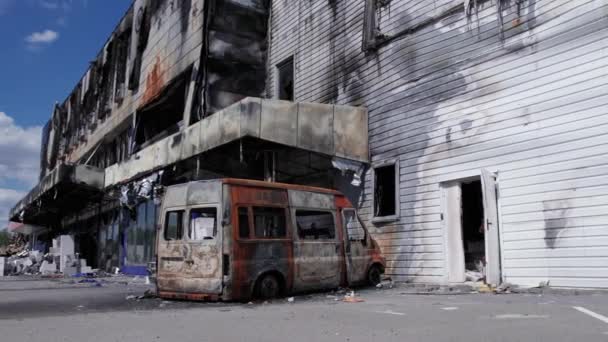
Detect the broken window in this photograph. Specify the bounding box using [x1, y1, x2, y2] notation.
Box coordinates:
[114, 29, 132, 102]
[343, 209, 366, 241]
[116, 135, 124, 164]
[189, 208, 217, 240]
[99, 41, 116, 119]
[276, 56, 294, 101]
[373, 161, 398, 219]
[134, 67, 191, 149]
[127, 201, 148, 265]
[129, 6, 151, 91]
[164, 210, 184, 241]
[238, 207, 250, 239]
[253, 207, 287, 239]
[296, 210, 336, 240]
[82, 63, 99, 131]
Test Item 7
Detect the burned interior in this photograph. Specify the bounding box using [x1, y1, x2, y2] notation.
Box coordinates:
[461, 180, 485, 280]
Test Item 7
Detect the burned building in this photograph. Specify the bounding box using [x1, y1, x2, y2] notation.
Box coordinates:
[9, 0, 608, 288]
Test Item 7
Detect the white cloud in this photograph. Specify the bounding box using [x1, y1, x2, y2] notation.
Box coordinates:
[0, 188, 25, 229]
[0, 112, 41, 186]
[0, 112, 41, 226]
[25, 29, 59, 44]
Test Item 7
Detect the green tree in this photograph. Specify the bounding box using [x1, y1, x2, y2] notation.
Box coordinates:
[0, 230, 10, 247]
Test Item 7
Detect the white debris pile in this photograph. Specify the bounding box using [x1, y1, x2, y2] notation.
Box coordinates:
[2, 250, 44, 276]
[1, 235, 96, 277]
[0, 234, 27, 257]
[375, 277, 394, 289]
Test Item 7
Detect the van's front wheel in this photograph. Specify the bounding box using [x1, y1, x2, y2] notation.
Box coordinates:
[367, 264, 383, 286]
[255, 274, 281, 299]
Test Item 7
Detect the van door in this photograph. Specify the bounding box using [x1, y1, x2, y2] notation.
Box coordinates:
[157, 205, 223, 296]
[341, 208, 369, 285]
[292, 209, 342, 291]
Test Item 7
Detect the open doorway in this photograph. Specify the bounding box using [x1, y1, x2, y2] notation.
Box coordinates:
[461, 180, 485, 281]
[443, 170, 500, 285]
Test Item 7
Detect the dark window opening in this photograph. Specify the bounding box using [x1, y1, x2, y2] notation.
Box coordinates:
[253, 207, 286, 239]
[99, 41, 116, 119]
[89, 125, 131, 168]
[134, 67, 191, 150]
[238, 207, 250, 239]
[164, 210, 184, 241]
[461, 180, 486, 274]
[129, 6, 151, 91]
[127, 200, 157, 265]
[82, 62, 99, 132]
[374, 164, 396, 217]
[114, 29, 132, 102]
[296, 210, 336, 240]
[189, 207, 217, 240]
[277, 57, 294, 101]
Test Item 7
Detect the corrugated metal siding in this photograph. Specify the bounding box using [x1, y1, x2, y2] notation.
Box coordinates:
[269, 0, 608, 287]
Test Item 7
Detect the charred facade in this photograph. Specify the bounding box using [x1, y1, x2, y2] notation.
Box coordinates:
[9, 0, 608, 289]
[10, 0, 368, 276]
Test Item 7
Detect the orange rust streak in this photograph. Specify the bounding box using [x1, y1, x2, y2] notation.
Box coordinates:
[142, 56, 165, 106]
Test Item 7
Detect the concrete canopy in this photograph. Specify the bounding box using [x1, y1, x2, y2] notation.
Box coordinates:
[8, 164, 105, 225]
[105, 97, 369, 187]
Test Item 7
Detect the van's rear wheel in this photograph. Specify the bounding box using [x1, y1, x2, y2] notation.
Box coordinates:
[367, 264, 383, 286]
[255, 274, 281, 299]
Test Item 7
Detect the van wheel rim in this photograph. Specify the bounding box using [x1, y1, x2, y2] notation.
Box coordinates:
[369, 267, 381, 285]
[259, 276, 279, 298]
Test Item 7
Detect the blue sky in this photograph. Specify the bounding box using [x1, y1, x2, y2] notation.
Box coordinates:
[0, 0, 131, 228]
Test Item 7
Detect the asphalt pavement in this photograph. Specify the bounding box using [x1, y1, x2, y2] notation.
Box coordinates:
[1, 276, 608, 342]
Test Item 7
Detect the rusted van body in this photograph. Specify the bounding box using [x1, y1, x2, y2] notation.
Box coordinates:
[156, 179, 385, 301]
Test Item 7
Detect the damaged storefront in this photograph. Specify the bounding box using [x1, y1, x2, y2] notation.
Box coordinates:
[10, 0, 603, 290]
[8, 0, 369, 277]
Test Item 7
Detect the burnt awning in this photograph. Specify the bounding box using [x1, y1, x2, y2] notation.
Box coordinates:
[8, 164, 105, 226]
[105, 97, 369, 187]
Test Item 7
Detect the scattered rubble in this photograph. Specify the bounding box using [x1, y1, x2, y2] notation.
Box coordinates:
[465, 270, 484, 282]
[375, 278, 394, 289]
[494, 282, 513, 294]
[0, 234, 26, 257]
[1, 235, 97, 277]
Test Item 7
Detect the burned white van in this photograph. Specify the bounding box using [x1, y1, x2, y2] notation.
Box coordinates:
[156, 178, 385, 301]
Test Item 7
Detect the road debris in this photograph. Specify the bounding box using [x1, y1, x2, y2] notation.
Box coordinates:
[465, 270, 484, 282]
[493, 314, 549, 320]
[441, 307, 459, 311]
[494, 282, 513, 294]
[375, 310, 405, 316]
[342, 291, 365, 303]
[376, 278, 394, 289]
